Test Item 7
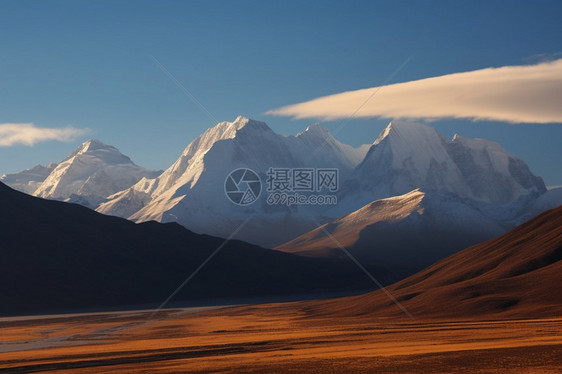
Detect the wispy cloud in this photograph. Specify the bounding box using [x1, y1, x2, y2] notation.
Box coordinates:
[523, 52, 562, 64]
[0, 123, 90, 147]
[267, 59, 562, 124]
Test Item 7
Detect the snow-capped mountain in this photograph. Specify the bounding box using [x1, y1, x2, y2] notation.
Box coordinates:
[0, 162, 58, 194]
[98, 116, 369, 246]
[28, 140, 161, 208]
[3, 117, 555, 253]
[276, 121, 553, 275]
[336, 121, 546, 215]
[97, 116, 554, 248]
[277, 189, 506, 281]
[101, 117, 366, 205]
[447, 134, 545, 203]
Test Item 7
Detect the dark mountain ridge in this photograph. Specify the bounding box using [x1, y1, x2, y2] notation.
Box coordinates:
[0, 182, 371, 316]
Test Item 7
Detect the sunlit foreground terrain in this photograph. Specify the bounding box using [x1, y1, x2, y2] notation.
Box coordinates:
[2, 206, 562, 373]
[1, 305, 561, 373]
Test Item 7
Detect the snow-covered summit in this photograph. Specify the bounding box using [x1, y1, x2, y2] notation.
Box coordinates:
[369, 120, 455, 175]
[196, 116, 272, 146]
[356, 121, 468, 201]
[115, 116, 275, 199]
[373, 120, 434, 144]
[64, 139, 135, 164]
[31, 139, 160, 207]
[0, 162, 58, 194]
[350, 120, 545, 207]
[79, 139, 114, 152]
[446, 133, 546, 203]
[295, 123, 369, 167]
[299, 123, 332, 138]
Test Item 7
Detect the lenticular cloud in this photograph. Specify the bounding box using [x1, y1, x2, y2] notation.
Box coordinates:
[267, 59, 562, 124]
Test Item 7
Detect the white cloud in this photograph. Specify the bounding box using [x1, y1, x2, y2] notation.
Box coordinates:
[0, 123, 90, 147]
[267, 59, 562, 124]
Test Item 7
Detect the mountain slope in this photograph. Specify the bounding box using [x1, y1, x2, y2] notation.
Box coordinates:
[0, 182, 370, 315]
[0, 163, 57, 194]
[277, 189, 505, 281]
[31, 139, 160, 208]
[298, 204, 562, 319]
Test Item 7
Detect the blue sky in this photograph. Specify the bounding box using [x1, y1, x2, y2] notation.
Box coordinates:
[1, 0, 561, 185]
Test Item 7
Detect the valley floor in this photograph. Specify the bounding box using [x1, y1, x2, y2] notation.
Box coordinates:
[1, 304, 562, 373]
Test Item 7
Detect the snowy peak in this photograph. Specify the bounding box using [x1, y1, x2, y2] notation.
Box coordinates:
[181, 116, 272, 157]
[0, 163, 58, 194]
[446, 133, 546, 202]
[1, 164, 55, 181]
[355, 120, 545, 205]
[294, 123, 369, 168]
[295, 123, 338, 150]
[449, 134, 513, 175]
[111, 116, 278, 201]
[369, 121, 451, 170]
[80, 139, 111, 152]
[451, 134, 504, 153]
[31, 139, 159, 204]
[373, 120, 441, 146]
[65, 139, 133, 165]
[298, 123, 332, 139]
[232, 115, 271, 132]
[211, 116, 271, 139]
[360, 120, 460, 192]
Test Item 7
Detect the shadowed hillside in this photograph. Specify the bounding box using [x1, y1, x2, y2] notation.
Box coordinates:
[292, 204, 562, 319]
[0, 182, 372, 315]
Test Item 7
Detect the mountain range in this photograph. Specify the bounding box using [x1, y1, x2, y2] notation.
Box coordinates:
[1, 116, 561, 316]
[2, 116, 561, 273]
[95, 117, 556, 251]
[96, 116, 370, 246]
